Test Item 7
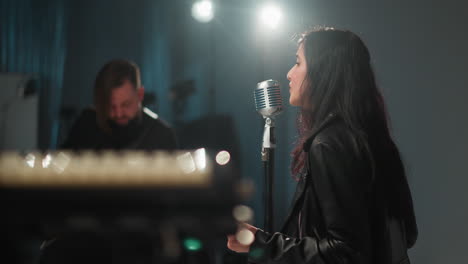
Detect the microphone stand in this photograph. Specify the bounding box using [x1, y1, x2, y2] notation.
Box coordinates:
[261, 117, 275, 233]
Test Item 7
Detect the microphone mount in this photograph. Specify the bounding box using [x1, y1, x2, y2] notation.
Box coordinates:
[261, 117, 275, 161]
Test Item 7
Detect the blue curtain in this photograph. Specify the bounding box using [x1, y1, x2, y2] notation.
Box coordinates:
[140, 0, 173, 120]
[0, 0, 68, 149]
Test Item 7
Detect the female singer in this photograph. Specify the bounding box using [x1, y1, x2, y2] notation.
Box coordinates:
[227, 27, 418, 264]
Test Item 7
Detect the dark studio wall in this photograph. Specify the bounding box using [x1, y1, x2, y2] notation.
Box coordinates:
[0, 0, 67, 149]
[1, 0, 468, 263]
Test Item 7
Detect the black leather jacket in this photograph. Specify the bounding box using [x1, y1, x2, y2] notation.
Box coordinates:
[248, 114, 417, 264]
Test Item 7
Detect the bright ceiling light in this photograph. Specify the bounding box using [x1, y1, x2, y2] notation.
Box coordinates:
[259, 4, 282, 30]
[192, 1, 214, 23]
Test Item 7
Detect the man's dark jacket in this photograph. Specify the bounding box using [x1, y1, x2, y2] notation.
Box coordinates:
[61, 107, 177, 151]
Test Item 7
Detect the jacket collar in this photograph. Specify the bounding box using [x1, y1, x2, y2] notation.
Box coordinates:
[280, 113, 338, 233]
[302, 113, 338, 152]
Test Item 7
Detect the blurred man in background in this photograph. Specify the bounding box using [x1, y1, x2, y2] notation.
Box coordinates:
[61, 59, 177, 151]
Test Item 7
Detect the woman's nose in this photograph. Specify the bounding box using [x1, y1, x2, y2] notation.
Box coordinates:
[287, 68, 292, 81]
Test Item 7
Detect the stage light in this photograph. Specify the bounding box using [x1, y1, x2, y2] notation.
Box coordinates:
[192, 0, 214, 23]
[236, 229, 255, 245]
[232, 205, 254, 222]
[215, 150, 231, 165]
[259, 4, 282, 30]
[183, 237, 203, 251]
[194, 148, 207, 170]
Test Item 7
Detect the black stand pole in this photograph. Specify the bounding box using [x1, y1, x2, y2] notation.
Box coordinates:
[261, 118, 275, 233]
[263, 148, 274, 233]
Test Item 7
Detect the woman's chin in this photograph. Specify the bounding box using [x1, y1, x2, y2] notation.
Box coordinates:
[289, 99, 300, 107]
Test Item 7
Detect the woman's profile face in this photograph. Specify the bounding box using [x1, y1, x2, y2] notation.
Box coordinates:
[287, 44, 308, 107]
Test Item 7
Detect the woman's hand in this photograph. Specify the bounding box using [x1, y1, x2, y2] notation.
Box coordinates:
[227, 223, 258, 253]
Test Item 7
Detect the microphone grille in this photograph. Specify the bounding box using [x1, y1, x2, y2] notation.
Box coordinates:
[254, 79, 283, 117]
[254, 89, 266, 110]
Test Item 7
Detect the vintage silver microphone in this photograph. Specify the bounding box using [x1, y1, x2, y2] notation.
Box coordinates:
[253, 79, 283, 232]
[254, 79, 283, 152]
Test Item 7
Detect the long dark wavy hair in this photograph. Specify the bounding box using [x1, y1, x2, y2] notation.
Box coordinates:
[291, 27, 417, 246]
[291, 27, 389, 175]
